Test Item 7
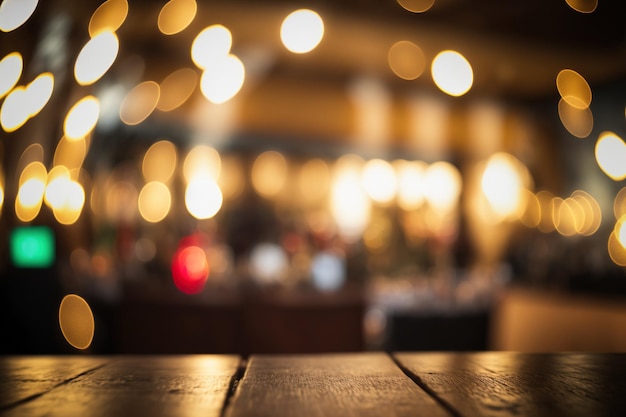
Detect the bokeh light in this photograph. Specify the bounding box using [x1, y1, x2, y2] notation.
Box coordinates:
[395, 160, 426, 210]
[608, 229, 626, 266]
[481, 153, 526, 221]
[16, 161, 47, 222]
[142, 140, 177, 183]
[424, 161, 462, 212]
[172, 244, 209, 294]
[565, 0, 598, 13]
[64, 95, 100, 140]
[0, 52, 22, 99]
[388, 40, 425, 80]
[53, 135, 89, 171]
[157, 68, 198, 111]
[331, 155, 371, 241]
[614, 187, 626, 220]
[251, 151, 287, 199]
[280, 9, 324, 54]
[558, 98, 593, 138]
[362, 159, 397, 204]
[298, 158, 330, 204]
[595, 131, 626, 181]
[138, 181, 171, 222]
[397, 0, 436, 13]
[185, 176, 223, 219]
[26, 72, 54, 119]
[74, 31, 119, 86]
[0, 0, 38, 32]
[158, 0, 197, 35]
[1, 86, 29, 132]
[431, 50, 473, 97]
[218, 155, 244, 201]
[249, 243, 288, 285]
[58, 294, 95, 350]
[120, 81, 160, 125]
[88, 0, 128, 37]
[199, 54, 245, 104]
[183, 145, 221, 182]
[311, 251, 346, 291]
[556, 69, 592, 109]
[191, 24, 232, 70]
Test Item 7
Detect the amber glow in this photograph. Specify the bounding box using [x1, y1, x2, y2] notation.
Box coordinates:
[388, 40, 425, 80]
[362, 159, 397, 204]
[0, 0, 38, 32]
[185, 176, 223, 219]
[16, 162, 47, 222]
[199, 54, 245, 104]
[280, 9, 324, 54]
[54, 136, 88, 170]
[157, 68, 198, 112]
[481, 153, 527, 221]
[251, 151, 288, 198]
[558, 98, 593, 138]
[0, 86, 28, 132]
[556, 69, 592, 109]
[142, 140, 177, 183]
[191, 25, 232, 70]
[120, 81, 160, 125]
[431, 50, 473, 97]
[138, 181, 171, 222]
[183, 145, 221, 183]
[614, 188, 626, 220]
[158, 0, 197, 35]
[424, 161, 462, 212]
[59, 294, 95, 350]
[565, 0, 598, 13]
[395, 160, 426, 210]
[298, 158, 330, 204]
[331, 155, 370, 241]
[608, 229, 626, 266]
[595, 131, 626, 181]
[88, 0, 128, 37]
[74, 31, 119, 85]
[64, 96, 100, 140]
[397, 0, 436, 13]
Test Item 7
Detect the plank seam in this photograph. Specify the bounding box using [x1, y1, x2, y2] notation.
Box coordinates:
[390, 354, 465, 417]
[219, 357, 248, 417]
[0, 362, 108, 412]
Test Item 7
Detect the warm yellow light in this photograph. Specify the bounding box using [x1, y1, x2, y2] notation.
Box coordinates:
[554, 197, 582, 237]
[54, 136, 88, 170]
[0, 86, 29, 132]
[558, 98, 593, 138]
[520, 189, 541, 228]
[0, 0, 38, 32]
[183, 145, 221, 183]
[608, 229, 626, 266]
[52, 180, 85, 225]
[397, 0, 436, 13]
[104, 180, 138, 223]
[199, 54, 245, 104]
[614, 187, 626, 220]
[185, 176, 223, 219]
[45, 166, 72, 209]
[191, 25, 232, 70]
[280, 9, 324, 54]
[16, 162, 47, 222]
[88, 0, 128, 37]
[617, 216, 626, 249]
[251, 151, 287, 198]
[138, 181, 171, 223]
[64, 96, 100, 140]
[431, 50, 473, 97]
[395, 160, 427, 210]
[18, 177, 46, 208]
[556, 69, 591, 109]
[26, 72, 54, 118]
[362, 159, 397, 204]
[142, 140, 177, 183]
[481, 153, 525, 221]
[424, 161, 462, 212]
[157, 68, 198, 111]
[218, 155, 244, 201]
[59, 294, 94, 350]
[571, 190, 601, 236]
[330, 158, 371, 241]
[565, 0, 598, 13]
[298, 158, 330, 204]
[158, 0, 197, 35]
[74, 31, 119, 86]
[120, 81, 160, 125]
[388, 40, 425, 80]
[0, 52, 22, 98]
[595, 131, 626, 181]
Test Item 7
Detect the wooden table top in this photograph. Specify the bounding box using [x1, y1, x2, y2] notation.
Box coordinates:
[1, 352, 625, 417]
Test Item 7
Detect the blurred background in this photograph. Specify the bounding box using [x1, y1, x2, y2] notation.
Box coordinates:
[1, 0, 625, 355]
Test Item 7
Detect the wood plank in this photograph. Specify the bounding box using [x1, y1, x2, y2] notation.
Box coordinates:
[0, 356, 107, 409]
[225, 352, 449, 417]
[394, 352, 626, 417]
[2, 355, 240, 417]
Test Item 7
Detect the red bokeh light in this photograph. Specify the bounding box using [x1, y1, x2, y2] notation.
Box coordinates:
[171, 245, 209, 294]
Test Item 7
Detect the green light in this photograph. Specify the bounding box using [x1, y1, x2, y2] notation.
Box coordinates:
[10, 226, 55, 268]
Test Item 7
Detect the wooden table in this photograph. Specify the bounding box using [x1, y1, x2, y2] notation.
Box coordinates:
[1, 352, 625, 416]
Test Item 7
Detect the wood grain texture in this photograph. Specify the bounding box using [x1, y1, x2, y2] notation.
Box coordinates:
[394, 352, 626, 417]
[0, 356, 107, 409]
[2, 355, 240, 417]
[225, 353, 449, 417]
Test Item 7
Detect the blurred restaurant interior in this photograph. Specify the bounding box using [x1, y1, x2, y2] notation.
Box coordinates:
[1, 0, 625, 355]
